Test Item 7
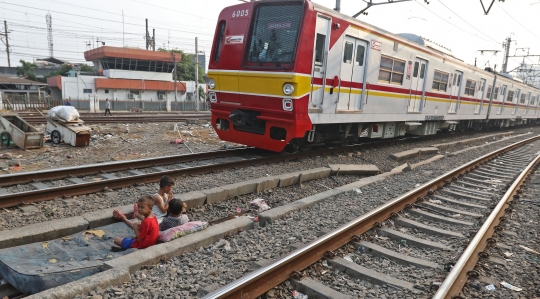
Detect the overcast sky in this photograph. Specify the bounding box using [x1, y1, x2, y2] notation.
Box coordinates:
[1, 0, 539, 75]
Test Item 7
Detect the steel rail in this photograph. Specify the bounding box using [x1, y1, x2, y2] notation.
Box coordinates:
[433, 149, 540, 298]
[0, 148, 254, 187]
[202, 135, 540, 299]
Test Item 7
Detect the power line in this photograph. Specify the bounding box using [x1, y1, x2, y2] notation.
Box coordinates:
[496, 2, 540, 41]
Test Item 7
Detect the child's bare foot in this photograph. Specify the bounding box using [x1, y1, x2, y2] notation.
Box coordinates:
[113, 209, 124, 220]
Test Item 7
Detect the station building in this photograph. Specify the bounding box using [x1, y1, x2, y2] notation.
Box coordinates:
[47, 46, 204, 111]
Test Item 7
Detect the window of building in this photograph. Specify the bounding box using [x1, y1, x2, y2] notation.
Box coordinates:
[355, 44, 365, 66]
[378, 55, 406, 85]
[520, 93, 527, 104]
[314, 34, 326, 67]
[432, 70, 449, 91]
[506, 90, 514, 102]
[104, 89, 109, 94]
[464, 79, 476, 96]
[213, 21, 226, 62]
[129, 90, 140, 95]
[343, 41, 353, 64]
[83, 89, 92, 93]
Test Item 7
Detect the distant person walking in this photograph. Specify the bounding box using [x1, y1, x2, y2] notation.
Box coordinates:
[105, 98, 112, 116]
[65, 98, 71, 106]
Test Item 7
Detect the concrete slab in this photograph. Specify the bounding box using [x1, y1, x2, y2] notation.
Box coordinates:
[394, 217, 465, 238]
[277, 172, 301, 187]
[0, 216, 88, 249]
[18, 204, 40, 213]
[433, 195, 488, 210]
[431, 132, 514, 150]
[67, 178, 86, 184]
[84, 204, 133, 229]
[420, 202, 483, 218]
[300, 167, 332, 180]
[336, 175, 386, 191]
[175, 191, 206, 209]
[25, 267, 130, 299]
[390, 149, 421, 161]
[31, 182, 49, 190]
[228, 181, 257, 196]
[105, 216, 254, 272]
[127, 170, 145, 176]
[99, 173, 118, 180]
[258, 189, 344, 226]
[220, 183, 239, 199]
[291, 277, 352, 299]
[253, 176, 280, 192]
[356, 241, 440, 269]
[328, 164, 380, 175]
[410, 155, 445, 170]
[408, 208, 474, 226]
[202, 187, 227, 205]
[328, 257, 422, 294]
[377, 228, 452, 251]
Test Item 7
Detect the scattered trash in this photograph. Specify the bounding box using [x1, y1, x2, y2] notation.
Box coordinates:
[519, 245, 540, 254]
[250, 198, 270, 212]
[292, 290, 308, 299]
[428, 199, 443, 204]
[343, 254, 360, 263]
[451, 214, 461, 218]
[181, 130, 194, 136]
[343, 254, 354, 262]
[415, 183, 421, 188]
[485, 284, 496, 291]
[322, 260, 332, 269]
[92, 178, 103, 181]
[42, 242, 48, 248]
[353, 188, 362, 194]
[212, 239, 231, 251]
[399, 228, 408, 233]
[83, 229, 106, 238]
[170, 138, 185, 144]
[49, 259, 58, 264]
[376, 236, 389, 241]
[236, 207, 242, 213]
[500, 281, 522, 292]
[503, 252, 513, 257]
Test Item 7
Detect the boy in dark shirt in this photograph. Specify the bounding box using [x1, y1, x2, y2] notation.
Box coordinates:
[112, 196, 159, 250]
[159, 198, 189, 231]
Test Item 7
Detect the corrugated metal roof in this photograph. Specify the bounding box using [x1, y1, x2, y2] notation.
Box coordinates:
[0, 76, 48, 86]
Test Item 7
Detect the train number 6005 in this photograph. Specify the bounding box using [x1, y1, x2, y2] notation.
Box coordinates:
[232, 9, 249, 17]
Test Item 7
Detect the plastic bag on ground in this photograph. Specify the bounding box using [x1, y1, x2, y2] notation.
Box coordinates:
[250, 198, 270, 212]
[48, 106, 80, 122]
[47, 106, 63, 119]
[292, 290, 308, 299]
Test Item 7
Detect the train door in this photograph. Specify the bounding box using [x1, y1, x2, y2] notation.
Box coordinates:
[448, 70, 463, 113]
[309, 15, 331, 110]
[512, 89, 520, 115]
[408, 58, 427, 112]
[535, 94, 540, 116]
[475, 78, 486, 113]
[497, 85, 507, 114]
[337, 36, 367, 111]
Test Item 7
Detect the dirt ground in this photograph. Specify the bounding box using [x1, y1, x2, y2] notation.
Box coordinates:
[0, 121, 240, 173]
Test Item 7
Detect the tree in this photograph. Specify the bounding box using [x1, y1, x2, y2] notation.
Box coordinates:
[158, 48, 204, 83]
[44, 64, 74, 78]
[80, 64, 94, 72]
[16, 60, 37, 81]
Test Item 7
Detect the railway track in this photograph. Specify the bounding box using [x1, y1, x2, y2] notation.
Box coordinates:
[0, 130, 516, 209]
[201, 135, 540, 299]
[20, 115, 211, 125]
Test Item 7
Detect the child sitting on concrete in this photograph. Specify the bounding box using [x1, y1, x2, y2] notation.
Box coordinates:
[112, 196, 159, 251]
[159, 198, 189, 231]
[132, 175, 175, 222]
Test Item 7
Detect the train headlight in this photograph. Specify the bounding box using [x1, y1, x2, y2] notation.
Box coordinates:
[283, 83, 295, 95]
[208, 79, 216, 89]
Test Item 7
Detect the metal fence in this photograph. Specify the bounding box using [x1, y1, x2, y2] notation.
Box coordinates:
[61, 98, 209, 112]
[2, 94, 62, 111]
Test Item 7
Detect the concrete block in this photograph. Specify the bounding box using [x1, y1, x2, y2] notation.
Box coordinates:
[151, 166, 168, 172]
[327, 257, 422, 294]
[418, 147, 440, 155]
[202, 187, 227, 205]
[277, 172, 301, 187]
[106, 216, 254, 272]
[67, 178, 85, 184]
[378, 228, 452, 251]
[253, 176, 280, 191]
[0, 216, 88, 249]
[300, 167, 331, 181]
[18, 204, 40, 213]
[258, 189, 343, 226]
[220, 183, 239, 199]
[175, 191, 206, 209]
[25, 267, 131, 299]
[84, 204, 133, 229]
[410, 155, 445, 169]
[328, 164, 379, 175]
[390, 149, 420, 161]
[99, 173, 118, 180]
[31, 182, 49, 190]
[291, 277, 352, 299]
[394, 217, 465, 238]
[230, 181, 257, 196]
[356, 241, 440, 269]
[127, 170, 145, 176]
[336, 175, 386, 191]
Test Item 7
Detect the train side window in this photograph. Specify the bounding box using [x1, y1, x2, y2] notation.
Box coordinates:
[413, 62, 419, 78]
[520, 93, 527, 104]
[343, 42, 353, 64]
[456, 74, 462, 86]
[493, 87, 499, 99]
[486, 85, 492, 99]
[465, 79, 476, 96]
[213, 21, 226, 62]
[314, 34, 326, 66]
[355, 45, 365, 66]
[506, 90, 514, 102]
[378, 55, 405, 85]
[431, 70, 448, 91]
[419, 64, 426, 79]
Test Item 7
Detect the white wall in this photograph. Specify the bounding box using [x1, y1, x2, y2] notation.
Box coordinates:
[61, 76, 100, 100]
[103, 69, 172, 81]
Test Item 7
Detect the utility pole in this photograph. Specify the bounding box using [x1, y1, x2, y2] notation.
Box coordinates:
[3, 20, 10, 67]
[502, 36, 512, 73]
[195, 37, 199, 112]
[173, 53, 177, 104]
[145, 19, 149, 50]
[334, 0, 341, 12]
[152, 29, 155, 51]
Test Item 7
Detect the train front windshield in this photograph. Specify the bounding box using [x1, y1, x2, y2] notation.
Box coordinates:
[245, 2, 304, 68]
